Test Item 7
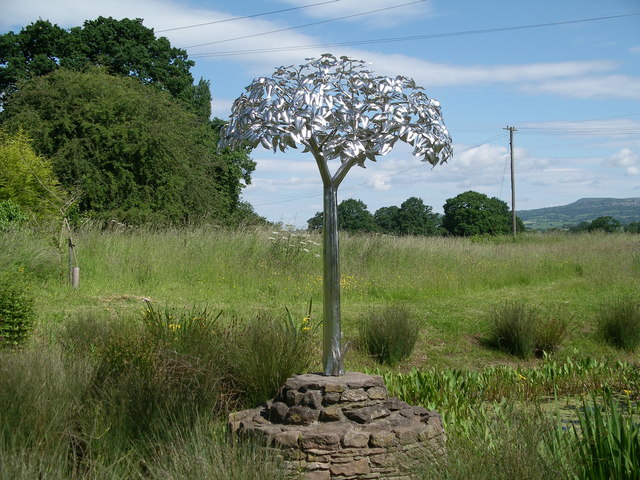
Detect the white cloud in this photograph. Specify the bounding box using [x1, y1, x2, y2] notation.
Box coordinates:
[604, 148, 639, 176]
[522, 74, 640, 100]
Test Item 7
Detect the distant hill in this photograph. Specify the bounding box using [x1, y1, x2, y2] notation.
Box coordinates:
[518, 197, 640, 230]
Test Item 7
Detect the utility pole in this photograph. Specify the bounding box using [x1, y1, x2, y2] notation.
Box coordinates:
[504, 126, 517, 235]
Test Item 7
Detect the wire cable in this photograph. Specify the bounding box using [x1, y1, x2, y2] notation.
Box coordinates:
[184, 0, 426, 49]
[156, 0, 342, 33]
[189, 12, 639, 57]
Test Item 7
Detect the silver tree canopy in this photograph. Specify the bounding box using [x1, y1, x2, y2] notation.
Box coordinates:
[220, 54, 452, 376]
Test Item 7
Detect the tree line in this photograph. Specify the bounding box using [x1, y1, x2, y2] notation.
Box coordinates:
[568, 217, 639, 234]
[307, 191, 526, 236]
[0, 17, 261, 228]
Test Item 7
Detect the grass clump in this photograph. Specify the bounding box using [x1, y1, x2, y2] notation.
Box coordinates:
[230, 303, 317, 406]
[360, 304, 419, 366]
[598, 295, 640, 352]
[488, 300, 570, 359]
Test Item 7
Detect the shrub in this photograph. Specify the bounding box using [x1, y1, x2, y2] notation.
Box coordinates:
[598, 295, 640, 352]
[361, 304, 420, 366]
[0, 275, 35, 347]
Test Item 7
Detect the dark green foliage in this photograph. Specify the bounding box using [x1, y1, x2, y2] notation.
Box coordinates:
[0, 274, 35, 347]
[374, 205, 401, 233]
[309, 196, 442, 235]
[307, 210, 323, 231]
[443, 190, 522, 236]
[2, 69, 254, 226]
[625, 221, 640, 233]
[488, 301, 569, 359]
[598, 295, 640, 352]
[0, 17, 208, 117]
[360, 304, 420, 365]
[338, 198, 378, 233]
[373, 197, 442, 235]
[588, 216, 623, 233]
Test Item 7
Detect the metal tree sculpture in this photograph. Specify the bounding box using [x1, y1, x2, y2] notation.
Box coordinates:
[220, 54, 452, 376]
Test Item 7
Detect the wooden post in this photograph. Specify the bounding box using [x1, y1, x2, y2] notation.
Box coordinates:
[68, 238, 74, 285]
[72, 267, 80, 288]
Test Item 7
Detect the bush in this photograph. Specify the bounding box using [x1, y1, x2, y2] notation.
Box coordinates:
[598, 295, 640, 352]
[488, 301, 569, 359]
[0, 275, 35, 347]
[361, 304, 420, 366]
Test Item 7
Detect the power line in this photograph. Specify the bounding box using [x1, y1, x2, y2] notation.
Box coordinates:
[156, 0, 342, 33]
[184, 0, 426, 49]
[190, 12, 639, 57]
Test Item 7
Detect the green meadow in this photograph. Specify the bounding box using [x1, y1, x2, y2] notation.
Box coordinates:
[1, 227, 639, 479]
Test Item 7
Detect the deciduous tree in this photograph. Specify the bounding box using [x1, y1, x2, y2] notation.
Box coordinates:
[442, 191, 518, 236]
[0, 17, 209, 118]
[2, 69, 254, 225]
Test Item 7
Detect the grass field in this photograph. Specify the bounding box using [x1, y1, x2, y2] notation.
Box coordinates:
[1, 227, 639, 479]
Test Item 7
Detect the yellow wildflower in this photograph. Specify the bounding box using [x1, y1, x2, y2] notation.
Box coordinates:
[518, 374, 527, 381]
[168, 323, 181, 332]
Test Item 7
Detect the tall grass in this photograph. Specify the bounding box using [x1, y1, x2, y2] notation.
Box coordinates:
[598, 294, 640, 352]
[572, 392, 640, 480]
[359, 304, 420, 365]
[1, 228, 639, 478]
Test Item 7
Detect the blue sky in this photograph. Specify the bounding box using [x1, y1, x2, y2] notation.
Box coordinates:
[2, 0, 639, 227]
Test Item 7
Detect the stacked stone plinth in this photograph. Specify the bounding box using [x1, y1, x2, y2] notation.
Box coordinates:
[228, 372, 445, 480]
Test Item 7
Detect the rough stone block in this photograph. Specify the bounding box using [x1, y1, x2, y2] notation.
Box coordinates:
[303, 390, 323, 409]
[344, 405, 390, 424]
[322, 392, 342, 405]
[304, 470, 331, 480]
[340, 388, 369, 403]
[305, 461, 330, 471]
[301, 432, 341, 450]
[342, 430, 370, 448]
[274, 430, 300, 448]
[319, 406, 344, 422]
[286, 389, 304, 406]
[285, 406, 319, 425]
[369, 430, 397, 448]
[268, 401, 289, 423]
[329, 458, 371, 476]
[366, 386, 388, 400]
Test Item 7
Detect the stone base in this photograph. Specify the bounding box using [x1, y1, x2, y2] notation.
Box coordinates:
[228, 372, 445, 480]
